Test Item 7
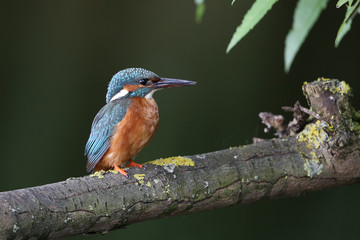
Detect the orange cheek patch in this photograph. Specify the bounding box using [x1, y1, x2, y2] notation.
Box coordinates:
[124, 84, 143, 92]
[150, 77, 160, 83]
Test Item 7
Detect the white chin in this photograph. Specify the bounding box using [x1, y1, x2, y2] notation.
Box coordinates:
[145, 89, 158, 99]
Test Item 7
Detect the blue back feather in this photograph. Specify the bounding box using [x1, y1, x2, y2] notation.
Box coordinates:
[85, 98, 131, 172]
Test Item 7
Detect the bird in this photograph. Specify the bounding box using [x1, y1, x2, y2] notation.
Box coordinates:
[85, 68, 196, 176]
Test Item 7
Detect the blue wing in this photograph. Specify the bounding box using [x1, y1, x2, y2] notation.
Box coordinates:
[85, 99, 131, 172]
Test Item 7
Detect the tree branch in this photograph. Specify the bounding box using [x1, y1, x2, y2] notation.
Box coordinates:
[1, 79, 360, 239]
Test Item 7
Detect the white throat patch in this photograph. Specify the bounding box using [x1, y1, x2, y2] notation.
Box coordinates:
[145, 89, 158, 99]
[110, 89, 129, 102]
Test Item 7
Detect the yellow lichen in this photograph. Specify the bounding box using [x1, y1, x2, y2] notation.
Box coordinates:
[147, 156, 195, 167]
[317, 77, 330, 82]
[296, 120, 330, 149]
[302, 82, 308, 97]
[134, 174, 146, 185]
[304, 150, 323, 177]
[329, 80, 351, 95]
[349, 119, 360, 135]
[297, 121, 328, 177]
[339, 81, 351, 95]
[304, 159, 323, 177]
[90, 170, 105, 179]
[133, 174, 152, 187]
[327, 115, 335, 132]
[164, 185, 170, 195]
[107, 170, 119, 174]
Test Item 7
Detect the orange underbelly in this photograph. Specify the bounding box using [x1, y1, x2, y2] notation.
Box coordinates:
[94, 97, 159, 171]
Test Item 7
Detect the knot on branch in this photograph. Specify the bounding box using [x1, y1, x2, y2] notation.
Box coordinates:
[302, 78, 359, 148]
[258, 78, 360, 177]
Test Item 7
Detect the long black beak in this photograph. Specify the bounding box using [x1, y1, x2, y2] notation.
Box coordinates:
[153, 78, 197, 89]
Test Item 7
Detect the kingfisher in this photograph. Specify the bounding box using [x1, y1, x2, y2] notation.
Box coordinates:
[85, 68, 196, 176]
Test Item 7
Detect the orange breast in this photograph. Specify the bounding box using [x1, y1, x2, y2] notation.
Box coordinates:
[94, 97, 159, 171]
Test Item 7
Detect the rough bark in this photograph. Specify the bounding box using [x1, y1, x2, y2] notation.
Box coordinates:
[1, 79, 360, 239]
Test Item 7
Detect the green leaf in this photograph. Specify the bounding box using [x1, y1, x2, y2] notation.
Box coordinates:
[195, 0, 206, 24]
[284, 0, 329, 73]
[226, 0, 278, 53]
[345, 0, 360, 21]
[336, 0, 353, 8]
[335, 18, 353, 47]
[335, 0, 360, 47]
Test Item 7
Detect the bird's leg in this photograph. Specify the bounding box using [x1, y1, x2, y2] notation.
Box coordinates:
[126, 159, 143, 168]
[113, 164, 128, 176]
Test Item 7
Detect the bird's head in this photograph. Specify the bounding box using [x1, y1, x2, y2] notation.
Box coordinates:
[106, 68, 196, 103]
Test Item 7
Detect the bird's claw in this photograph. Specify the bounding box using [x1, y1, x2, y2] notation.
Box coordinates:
[126, 160, 143, 168]
[113, 164, 128, 176]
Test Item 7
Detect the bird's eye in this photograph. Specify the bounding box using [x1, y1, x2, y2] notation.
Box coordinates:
[139, 78, 149, 85]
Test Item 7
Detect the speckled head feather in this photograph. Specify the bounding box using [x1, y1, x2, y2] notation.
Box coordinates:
[106, 68, 160, 103]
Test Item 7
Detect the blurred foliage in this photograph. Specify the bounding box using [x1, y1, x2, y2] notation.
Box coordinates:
[284, 0, 328, 72]
[197, 0, 360, 72]
[226, 0, 278, 53]
[194, 0, 206, 24]
[335, 0, 360, 47]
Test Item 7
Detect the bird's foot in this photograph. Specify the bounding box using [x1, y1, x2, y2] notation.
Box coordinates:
[113, 164, 128, 176]
[126, 159, 143, 168]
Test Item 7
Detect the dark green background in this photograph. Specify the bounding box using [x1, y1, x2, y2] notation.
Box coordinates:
[1, 1, 360, 239]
